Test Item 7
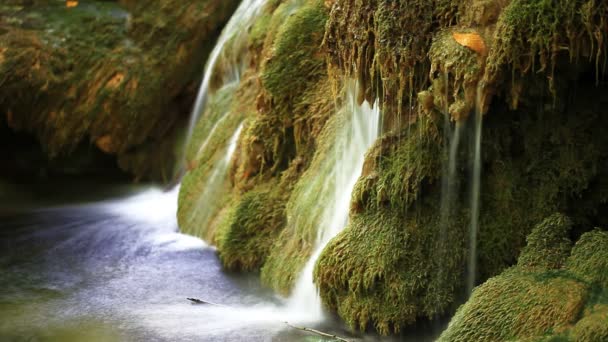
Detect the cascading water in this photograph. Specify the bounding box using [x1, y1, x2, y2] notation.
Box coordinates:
[180, 0, 268, 235]
[288, 81, 381, 321]
[186, 123, 243, 237]
[467, 87, 484, 294]
[182, 0, 268, 160]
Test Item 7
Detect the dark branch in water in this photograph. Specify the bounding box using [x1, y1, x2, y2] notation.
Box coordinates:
[185, 298, 352, 341]
[283, 322, 352, 342]
[186, 298, 224, 306]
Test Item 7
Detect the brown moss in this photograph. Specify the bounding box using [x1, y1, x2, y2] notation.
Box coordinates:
[0, 0, 239, 181]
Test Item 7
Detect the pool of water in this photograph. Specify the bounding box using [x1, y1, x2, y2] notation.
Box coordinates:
[0, 184, 387, 341]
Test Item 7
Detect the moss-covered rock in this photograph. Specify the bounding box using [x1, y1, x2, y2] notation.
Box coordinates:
[311, 74, 608, 333]
[314, 116, 464, 335]
[517, 213, 572, 271]
[567, 230, 608, 289]
[439, 268, 588, 342]
[571, 305, 608, 342]
[439, 227, 608, 342]
[0, 0, 239, 181]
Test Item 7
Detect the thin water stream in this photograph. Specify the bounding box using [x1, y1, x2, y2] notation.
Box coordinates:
[467, 88, 484, 295]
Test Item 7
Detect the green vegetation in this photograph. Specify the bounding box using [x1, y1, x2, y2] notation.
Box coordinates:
[517, 213, 572, 270]
[6, 0, 598, 338]
[0, 0, 239, 181]
[567, 230, 608, 288]
[439, 227, 608, 342]
[178, 0, 334, 279]
[176, 0, 608, 336]
[485, 0, 608, 91]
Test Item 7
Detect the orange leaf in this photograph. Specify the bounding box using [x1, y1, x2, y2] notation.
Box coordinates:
[452, 32, 487, 55]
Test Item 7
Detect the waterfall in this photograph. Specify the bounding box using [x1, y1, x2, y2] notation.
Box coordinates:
[467, 87, 483, 294]
[180, 0, 268, 234]
[186, 124, 244, 237]
[288, 81, 380, 321]
[182, 0, 268, 163]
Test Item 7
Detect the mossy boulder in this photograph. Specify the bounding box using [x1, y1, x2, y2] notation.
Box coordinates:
[517, 213, 572, 271]
[567, 230, 608, 289]
[216, 178, 289, 272]
[438, 268, 588, 342]
[439, 227, 608, 342]
[571, 305, 608, 342]
[0, 0, 239, 181]
[312, 74, 608, 333]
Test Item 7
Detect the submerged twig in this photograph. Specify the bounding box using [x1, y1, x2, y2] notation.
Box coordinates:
[283, 321, 352, 342]
[185, 298, 352, 341]
[186, 297, 226, 307]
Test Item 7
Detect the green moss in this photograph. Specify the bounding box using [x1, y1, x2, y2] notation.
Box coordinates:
[177, 101, 246, 241]
[352, 116, 443, 212]
[216, 180, 288, 272]
[324, 0, 460, 124]
[567, 230, 608, 288]
[260, 112, 341, 294]
[428, 29, 483, 121]
[571, 305, 608, 342]
[484, 0, 608, 92]
[185, 83, 239, 164]
[439, 225, 608, 341]
[261, 0, 327, 102]
[313, 117, 463, 335]
[517, 213, 573, 271]
[246, 0, 328, 174]
[179, 0, 335, 271]
[438, 268, 587, 342]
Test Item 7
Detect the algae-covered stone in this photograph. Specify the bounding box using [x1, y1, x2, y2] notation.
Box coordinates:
[314, 117, 453, 335]
[178, 0, 333, 278]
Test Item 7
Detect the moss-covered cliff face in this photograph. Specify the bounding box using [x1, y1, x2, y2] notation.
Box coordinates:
[177, 0, 608, 337]
[0, 0, 239, 181]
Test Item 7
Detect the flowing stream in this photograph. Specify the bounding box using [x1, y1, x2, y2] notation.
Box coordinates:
[288, 81, 381, 321]
[0, 184, 364, 341]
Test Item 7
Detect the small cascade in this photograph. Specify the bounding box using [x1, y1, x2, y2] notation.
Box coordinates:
[467, 87, 484, 294]
[187, 124, 244, 237]
[182, 0, 268, 162]
[288, 81, 380, 321]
